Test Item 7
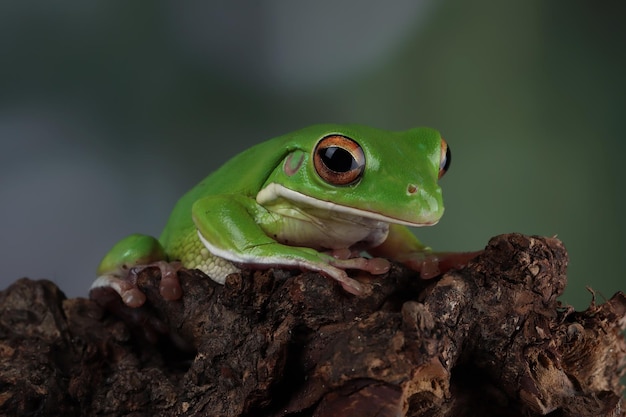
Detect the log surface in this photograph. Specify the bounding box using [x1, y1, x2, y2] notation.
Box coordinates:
[0, 234, 624, 416]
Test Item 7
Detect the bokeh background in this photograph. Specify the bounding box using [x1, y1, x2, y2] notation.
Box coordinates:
[1, 1, 623, 310]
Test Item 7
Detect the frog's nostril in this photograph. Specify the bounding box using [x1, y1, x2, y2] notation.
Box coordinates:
[407, 184, 418, 194]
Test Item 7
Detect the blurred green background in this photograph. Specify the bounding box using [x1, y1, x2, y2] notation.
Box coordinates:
[0, 1, 623, 310]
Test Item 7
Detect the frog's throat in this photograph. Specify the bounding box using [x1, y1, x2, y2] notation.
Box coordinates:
[255, 182, 438, 227]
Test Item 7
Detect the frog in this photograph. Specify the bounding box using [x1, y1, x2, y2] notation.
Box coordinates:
[91, 124, 477, 308]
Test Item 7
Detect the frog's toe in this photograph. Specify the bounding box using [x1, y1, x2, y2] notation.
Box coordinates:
[397, 252, 442, 279]
[329, 256, 390, 275]
[362, 257, 391, 275]
[308, 262, 364, 295]
[326, 248, 353, 260]
[339, 277, 364, 295]
[159, 276, 182, 301]
[318, 256, 392, 295]
[91, 274, 147, 308]
[154, 261, 183, 301]
[417, 256, 441, 279]
[402, 250, 483, 279]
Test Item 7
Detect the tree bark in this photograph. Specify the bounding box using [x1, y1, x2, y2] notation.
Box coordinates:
[0, 234, 624, 416]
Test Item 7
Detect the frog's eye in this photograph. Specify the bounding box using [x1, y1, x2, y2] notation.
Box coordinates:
[313, 135, 366, 186]
[439, 139, 451, 179]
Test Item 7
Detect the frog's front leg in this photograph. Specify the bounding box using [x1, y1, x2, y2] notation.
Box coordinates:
[193, 195, 389, 295]
[370, 224, 482, 278]
[91, 234, 182, 307]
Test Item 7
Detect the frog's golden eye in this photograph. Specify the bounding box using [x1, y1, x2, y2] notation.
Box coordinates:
[439, 138, 451, 179]
[313, 135, 365, 186]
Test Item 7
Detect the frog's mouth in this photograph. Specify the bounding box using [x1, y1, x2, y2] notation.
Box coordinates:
[256, 183, 439, 227]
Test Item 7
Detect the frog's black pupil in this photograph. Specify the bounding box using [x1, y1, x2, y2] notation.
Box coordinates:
[320, 147, 356, 172]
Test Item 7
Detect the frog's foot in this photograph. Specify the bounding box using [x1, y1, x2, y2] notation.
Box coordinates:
[400, 250, 483, 279]
[327, 255, 391, 276]
[309, 253, 391, 295]
[91, 272, 146, 308]
[90, 261, 182, 308]
[324, 248, 391, 274]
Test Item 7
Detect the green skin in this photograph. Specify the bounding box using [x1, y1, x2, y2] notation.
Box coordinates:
[92, 124, 471, 308]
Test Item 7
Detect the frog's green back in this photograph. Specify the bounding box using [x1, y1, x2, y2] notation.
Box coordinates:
[158, 130, 299, 248]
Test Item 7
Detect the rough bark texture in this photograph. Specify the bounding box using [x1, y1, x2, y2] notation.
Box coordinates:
[0, 234, 624, 416]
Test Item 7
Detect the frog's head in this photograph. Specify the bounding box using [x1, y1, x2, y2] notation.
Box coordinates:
[257, 124, 450, 227]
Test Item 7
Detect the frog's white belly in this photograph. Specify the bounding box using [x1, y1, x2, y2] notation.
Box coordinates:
[267, 207, 390, 251]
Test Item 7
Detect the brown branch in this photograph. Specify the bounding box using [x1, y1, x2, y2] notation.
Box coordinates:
[0, 234, 624, 416]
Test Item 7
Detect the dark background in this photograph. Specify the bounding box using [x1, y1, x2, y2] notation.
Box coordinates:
[1, 1, 623, 309]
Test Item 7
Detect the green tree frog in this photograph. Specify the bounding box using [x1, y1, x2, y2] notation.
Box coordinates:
[92, 124, 474, 308]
